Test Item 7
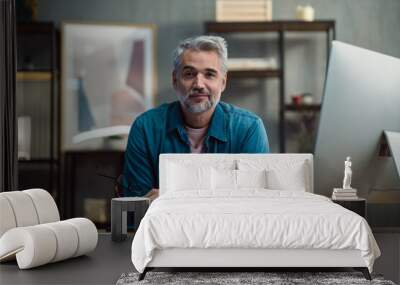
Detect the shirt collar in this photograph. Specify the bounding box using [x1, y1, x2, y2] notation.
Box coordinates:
[167, 101, 185, 133]
[207, 103, 227, 142]
[166, 101, 227, 142]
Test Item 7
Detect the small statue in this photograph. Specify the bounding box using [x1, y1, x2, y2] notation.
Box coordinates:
[342, 156, 352, 189]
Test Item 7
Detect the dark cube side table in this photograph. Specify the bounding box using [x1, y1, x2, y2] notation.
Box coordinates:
[111, 197, 150, 242]
[332, 198, 367, 218]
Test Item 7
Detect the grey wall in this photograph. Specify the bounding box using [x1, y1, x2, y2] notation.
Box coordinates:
[37, 0, 400, 152]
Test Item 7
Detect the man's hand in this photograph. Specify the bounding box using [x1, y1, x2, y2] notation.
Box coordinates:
[145, 188, 159, 202]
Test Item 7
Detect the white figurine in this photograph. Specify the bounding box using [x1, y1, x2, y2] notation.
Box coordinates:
[342, 156, 352, 189]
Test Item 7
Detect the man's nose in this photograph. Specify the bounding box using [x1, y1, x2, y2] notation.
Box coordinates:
[193, 74, 206, 89]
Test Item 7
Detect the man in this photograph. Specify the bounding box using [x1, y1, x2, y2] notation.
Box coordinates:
[123, 35, 269, 199]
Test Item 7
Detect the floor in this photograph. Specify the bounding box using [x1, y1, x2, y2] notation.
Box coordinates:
[1, 232, 398, 284]
[373, 231, 400, 284]
[0, 234, 134, 285]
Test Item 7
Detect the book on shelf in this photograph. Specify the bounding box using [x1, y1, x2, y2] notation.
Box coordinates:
[332, 195, 359, 200]
[332, 193, 358, 198]
[18, 116, 31, 160]
[332, 193, 358, 200]
[333, 188, 357, 193]
[332, 188, 358, 200]
[332, 187, 358, 200]
[333, 192, 357, 197]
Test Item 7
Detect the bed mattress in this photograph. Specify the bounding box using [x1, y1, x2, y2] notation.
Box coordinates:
[131, 190, 380, 273]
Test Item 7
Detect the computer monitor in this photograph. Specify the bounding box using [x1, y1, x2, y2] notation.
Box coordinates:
[314, 41, 400, 228]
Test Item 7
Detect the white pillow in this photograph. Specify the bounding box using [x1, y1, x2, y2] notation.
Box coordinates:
[237, 169, 267, 188]
[166, 158, 236, 171]
[212, 169, 237, 190]
[167, 162, 212, 191]
[237, 159, 309, 191]
[266, 164, 307, 191]
[211, 169, 267, 190]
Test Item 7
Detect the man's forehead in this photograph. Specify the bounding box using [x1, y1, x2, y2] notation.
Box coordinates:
[181, 65, 217, 72]
[180, 50, 222, 70]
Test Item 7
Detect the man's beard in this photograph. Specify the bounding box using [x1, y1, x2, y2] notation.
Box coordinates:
[179, 91, 219, 113]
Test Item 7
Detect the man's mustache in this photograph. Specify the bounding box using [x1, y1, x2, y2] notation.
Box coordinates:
[187, 89, 211, 97]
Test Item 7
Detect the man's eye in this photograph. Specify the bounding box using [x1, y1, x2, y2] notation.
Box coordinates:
[205, 72, 216, 78]
[183, 71, 195, 78]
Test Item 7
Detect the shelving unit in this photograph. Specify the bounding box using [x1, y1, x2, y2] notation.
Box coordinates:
[228, 69, 282, 78]
[285, 104, 321, 112]
[205, 20, 335, 152]
[16, 22, 59, 197]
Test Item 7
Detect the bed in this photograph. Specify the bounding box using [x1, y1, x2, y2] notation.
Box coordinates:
[131, 154, 381, 280]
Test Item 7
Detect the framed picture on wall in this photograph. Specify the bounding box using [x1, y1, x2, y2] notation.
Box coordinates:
[61, 22, 156, 150]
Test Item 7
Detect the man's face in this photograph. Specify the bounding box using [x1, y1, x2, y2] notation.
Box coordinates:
[173, 50, 227, 113]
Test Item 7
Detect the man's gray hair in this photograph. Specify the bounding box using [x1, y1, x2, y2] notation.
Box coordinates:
[173, 35, 228, 74]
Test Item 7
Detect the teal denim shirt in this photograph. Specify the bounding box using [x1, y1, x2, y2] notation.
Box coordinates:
[122, 101, 269, 196]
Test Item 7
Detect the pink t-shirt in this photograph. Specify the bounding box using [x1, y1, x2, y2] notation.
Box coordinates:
[185, 125, 208, 153]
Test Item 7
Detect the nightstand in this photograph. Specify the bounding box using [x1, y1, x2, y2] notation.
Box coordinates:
[332, 198, 366, 218]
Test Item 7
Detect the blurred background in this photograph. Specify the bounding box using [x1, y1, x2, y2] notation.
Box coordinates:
[14, 0, 400, 228]
[5, 1, 399, 281]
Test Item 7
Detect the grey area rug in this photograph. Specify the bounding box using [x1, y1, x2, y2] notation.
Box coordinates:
[116, 272, 396, 285]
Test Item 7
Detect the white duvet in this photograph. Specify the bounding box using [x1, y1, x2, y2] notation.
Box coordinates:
[131, 190, 380, 273]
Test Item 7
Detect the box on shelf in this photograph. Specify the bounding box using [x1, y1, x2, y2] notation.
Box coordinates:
[216, 0, 272, 22]
[227, 58, 277, 70]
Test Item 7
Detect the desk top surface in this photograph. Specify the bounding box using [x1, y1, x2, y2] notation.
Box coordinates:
[0, 233, 133, 285]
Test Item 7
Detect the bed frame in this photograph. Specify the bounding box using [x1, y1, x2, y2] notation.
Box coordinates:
[139, 248, 371, 280]
[138, 154, 372, 281]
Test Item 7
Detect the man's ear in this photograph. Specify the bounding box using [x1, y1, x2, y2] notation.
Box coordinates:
[221, 72, 227, 92]
[172, 70, 178, 90]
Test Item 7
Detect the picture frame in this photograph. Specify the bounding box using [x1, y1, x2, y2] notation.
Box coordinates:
[61, 22, 156, 150]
